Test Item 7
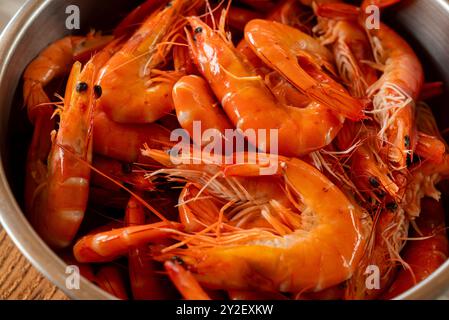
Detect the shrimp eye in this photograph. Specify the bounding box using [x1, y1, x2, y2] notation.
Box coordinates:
[404, 135, 410, 148]
[94, 85, 102, 99]
[368, 177, 380, 188]
[171, 256, 184, 265]
[375, 189, 386, 199]
[76, 82, 88, 93]
[386, 202, 398, 211]
[194, 26, 203, 34]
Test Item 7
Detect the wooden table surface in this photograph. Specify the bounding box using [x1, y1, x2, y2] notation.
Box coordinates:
[0, 0, 67, 300]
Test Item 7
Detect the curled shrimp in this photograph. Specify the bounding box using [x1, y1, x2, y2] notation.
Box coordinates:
[97, 0, 198, 124]
[144, 148, 369, 293]
[186, 17, 344, 157]
[318, 0, 424, 167]
[244, 19, 365, 120]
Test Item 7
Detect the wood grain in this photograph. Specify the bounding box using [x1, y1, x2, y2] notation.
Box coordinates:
[0, 228, 68, 300]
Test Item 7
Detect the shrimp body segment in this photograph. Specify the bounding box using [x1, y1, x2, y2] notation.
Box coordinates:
[173, 75, 233, 145]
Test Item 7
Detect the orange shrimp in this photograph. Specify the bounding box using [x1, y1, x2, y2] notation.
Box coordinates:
[73, 221, 181, 263]
[403, 104, 449, 217]
[23, 34, 112, 218]
[238, 0, 276, 12]
[365, 22, 423, 168]
[23, 34, 112, 122]
[186, 17, 344, 157]
[244, 19, 365, 120]
[312, 0, 377, 98]
[93, 111, 172, 163]
[383, 198, 449, 299]
[240, 3, 321, 112]
[414, 102, 446, 163]
[345, 208, 409, 299]
[172, 75, 233, 147]
[318, 0, 424, 167]
[336, 122, 399, 201]
[236, 3, 323, 109]
[97, 0, 197, 124]
[27, 58, 101, 248]
[144, 148, 369, 293]
[125, 195, 173, 300]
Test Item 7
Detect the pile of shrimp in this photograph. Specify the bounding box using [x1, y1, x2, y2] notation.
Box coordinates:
[22, 0, 449, 300]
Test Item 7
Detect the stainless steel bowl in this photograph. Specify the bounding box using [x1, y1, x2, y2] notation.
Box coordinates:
[0, 0, 449, 300]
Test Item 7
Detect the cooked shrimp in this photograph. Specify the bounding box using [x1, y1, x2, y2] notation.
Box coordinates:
[244, 19, 365, 120]
[186, 17, 344, 157]
[28, 59, 98, 248]
[318, 0, 424, 167]
[98, 0, 197, 123]
[24, 34, 112, 218]
[313, 0, 377, 98]
[144, 148, 369, 293]
[95, 264, 129, 300]
[383, 198, 449, 299]
[73, 221, 181, 263]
